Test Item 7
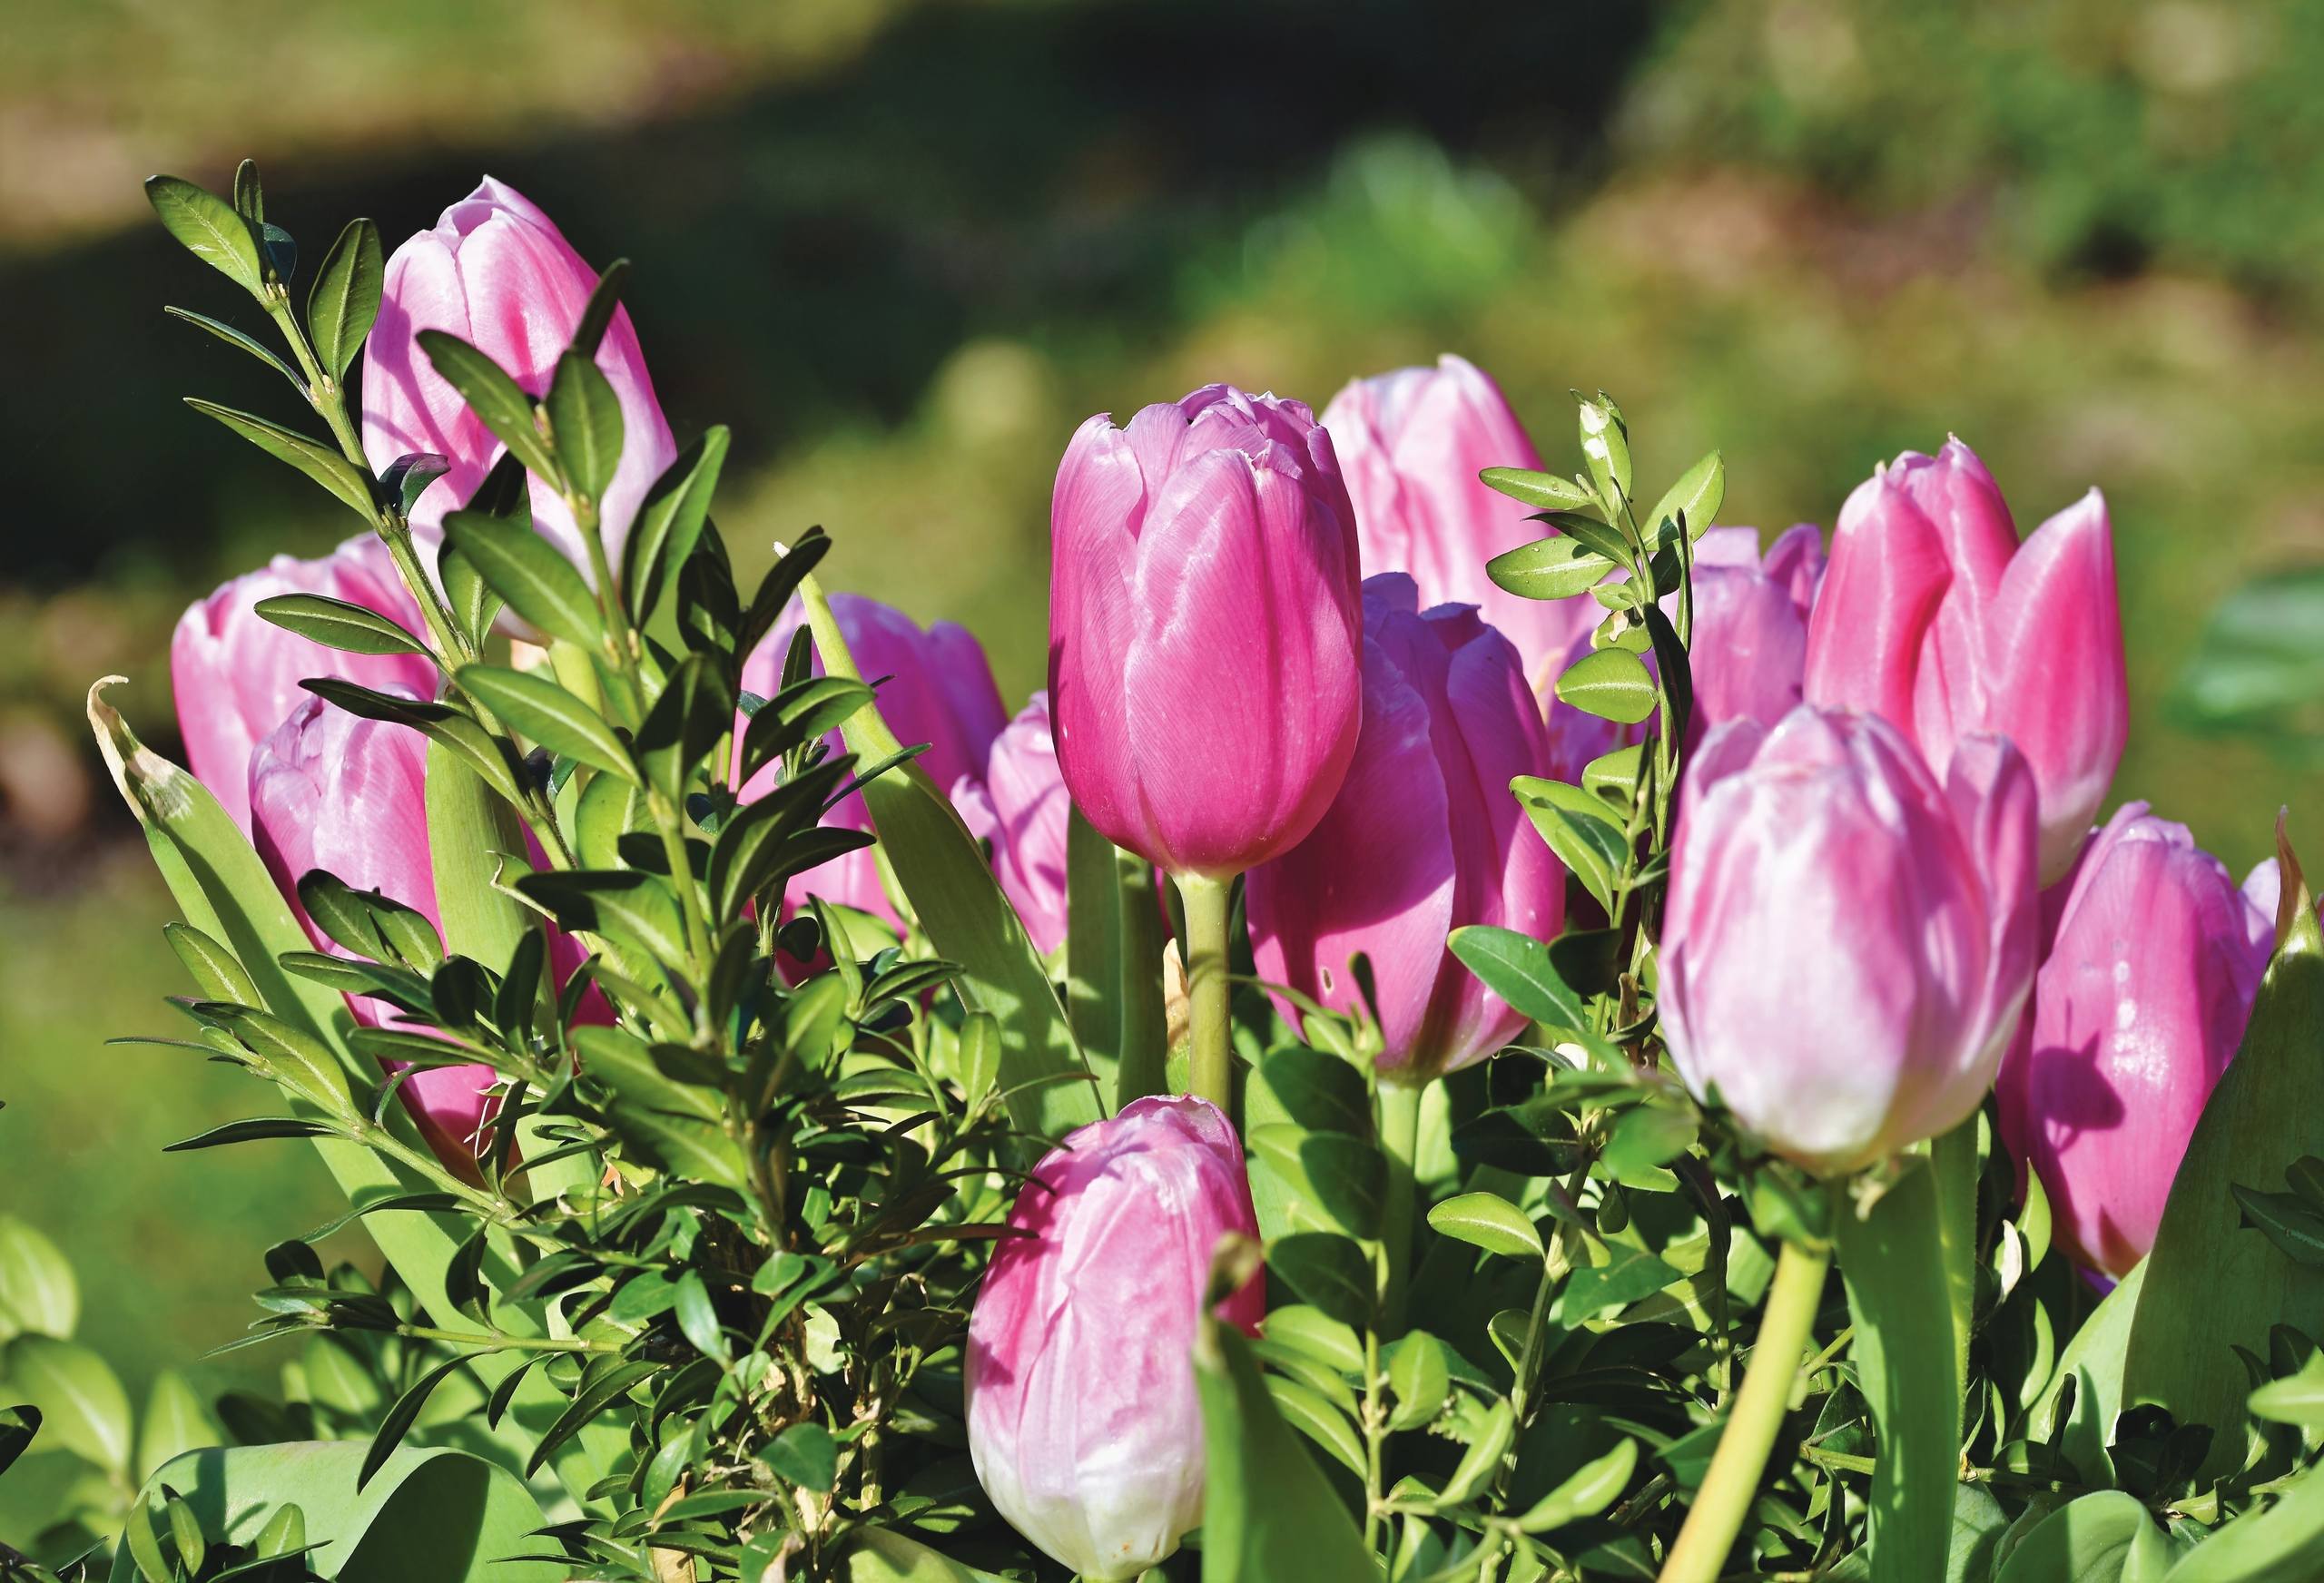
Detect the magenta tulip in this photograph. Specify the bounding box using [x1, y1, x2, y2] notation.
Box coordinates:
[1997, 803, 2273, 1276]
[363, 177, 676, 588]
[248, 693, 502, 1175]
[965, 1095, 1264, 1579]
[1661, 706, 2039, 1173]
[1323, 356, 1593, 690]
[1049, 383, 1362, 880]
[1247, 575, 1566, 1080]
[954, 692, 1071, 956]
[1688, 524, 1824, 743]
[1803, 440, 2126, 881]
[740, 594, 1009, 934]
[172, 534, 437, 833]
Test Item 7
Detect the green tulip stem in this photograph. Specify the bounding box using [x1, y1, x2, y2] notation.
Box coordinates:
[1177, 873, 1236, 1119]
[1930, 1113, 1980, 1431]
[1657, 1234, 1830, 1583]
[1377, 1079, 1424, 1332]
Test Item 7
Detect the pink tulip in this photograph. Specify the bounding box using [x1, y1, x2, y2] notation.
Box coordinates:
[1322, 356, 1594, 690]
[1247, 575, 1565, 1080]
[740, 594, 1009, 934]
[364, 177, 676, 590]
[1996, 803, 2273, 1276]
[172, 534, 438, 833]
[1803, 440, 2125, 881]
[1661, 706, 2039, 1174]
[953, 692, 1071, 956]
[1688, 524, 1824, 742]
[966, 1095, 1263, 1579]
[248, 693, 502, 1175]
[1049, 383, 1363, 879]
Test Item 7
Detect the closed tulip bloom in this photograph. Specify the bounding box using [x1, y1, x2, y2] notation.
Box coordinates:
[364, 177, 676, 586]
[1248, 575, 1565, 1080]
[1997, 803, 2272, 1276]
[966, 1095, 1264, 1579]
[172, 535, 437, 833]
[1803, 439, 2126, 881]
[248, 694, 501, 1174]
[740, 594, 1009, 933]
[1323, 356, 1592, 689]
[1049, 383, 1362, 879]
[1661, 706, 2040, 1174]
[954, 692, 1071, 956]
[1688, 524, 1824, 743]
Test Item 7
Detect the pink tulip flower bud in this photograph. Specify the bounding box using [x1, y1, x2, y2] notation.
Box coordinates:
[248, 693, 501, 1174]
[1247, 575, 1565, 1080]
[1688, 524, 1825, 744]
[1803, 439, 2126, 882]
[1322, 356, 1594, 690]
[953, 692, 1071, 956]
[740, 594, 1009, 934]
[1661, 706, 2040, 1174]
[363, 177, 676, 592]
[966, 1095, 1264, 1579]
[1997, 803, 2274, 1276]
[172, 535, 437, 833]
[1049, 383, 1363, 880]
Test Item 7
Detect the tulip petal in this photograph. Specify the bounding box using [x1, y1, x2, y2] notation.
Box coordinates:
[1804, 470, 1954, 732]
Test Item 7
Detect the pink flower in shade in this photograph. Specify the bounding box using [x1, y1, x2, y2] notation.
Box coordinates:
[171, 535, 437, 833]
[1660, 706, 2040, 1174]
[1803, 439, 2126, 881]
[1688, 523, 1825, 743]
[1322, 355, 1596, 691]
[362, 177, 676, 590]
[1247, 575, 1566, 1081]
[965, 1095, 1264, 1580]
[953, 692, 1071, 956]
[739, 594, 1009, 935]
[1997, 803, 2275, 1277]
[1049, 384, 1363, 880]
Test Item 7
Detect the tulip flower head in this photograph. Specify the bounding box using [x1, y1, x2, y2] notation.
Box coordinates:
[1248, 575, 1565, 1081]
[966, 1095, 1264, 1579]
[953, 692, 1072, 956]
[1804, 439, 2125, 881]
[1049, 383, 1363, 880]
[1660, 706, 2040, 1174]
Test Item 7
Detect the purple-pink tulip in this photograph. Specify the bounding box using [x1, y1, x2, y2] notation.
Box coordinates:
[954, 692, 1071, 956]
[1803, 439, 2125, 882]
[1997, 803, 2273, 1277]
[1247, 575, 1566, 1080]
[966, 1095, 1264, 1579]
[1688, 524, 1824, 743]
[248, 693, 502, 1175]
[741, 594, 1009, 934]
[1323, 356, 1594, 689]
[1049, 383, 1363, 880]
[1661, 706, 2039, 1173]
[363, 177, 676, 585]
[172, 535, 437, 833]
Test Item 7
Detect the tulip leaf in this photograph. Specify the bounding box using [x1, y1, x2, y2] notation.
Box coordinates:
[1193, 1307, 1382, 1583]
[2123, 831, 2324, 1479]
[145, 174, 264, 298]
[1447, 924, 1588, 1033]
[1555, 646, 1658, 725]
[1427, 1191, 1543, 1262]
[1990, 1490, 2171, 1583]
[1065, 808, 1170, 1109]
[1486, 535, 1618, 602]
[457, 664, 634, 780]
[253, 593, 430, 658]
[546, 348, 624, 504]
[441, 511, 605, 650]
[0, 1214, 77, 1341]
[183, 398, 376, 521]
[307, 216, 383, 379]
[625, 426, 731, 624]
[417, 329, 557, 483]
[2161, 1450, 2324, 1581]
[1646, 448, 1724, 543]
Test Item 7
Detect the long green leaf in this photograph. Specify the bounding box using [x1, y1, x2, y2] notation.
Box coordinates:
[184, 398, 375, 521]
[416, 330, 556, 481]
[1447, 925, 1587, 1033]
[1485, 535, 1619, 601]
[441, 512, 604, 648]
[625, 426, 731, 623]
[457, 664, 635, 780]
[254, 593, 429, 657]
[1065, 807, 1167, 1109]
[546, 349, 623, 503]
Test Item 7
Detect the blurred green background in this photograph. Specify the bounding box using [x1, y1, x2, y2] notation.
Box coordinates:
[2, 0, 2319, 1405]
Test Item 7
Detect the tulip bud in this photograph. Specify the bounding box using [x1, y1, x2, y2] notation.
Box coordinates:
[1322, 356, 1593, 690]
[1247, 575, 1565, 1080]
[740, 594, 1009, 934]
[171, 535, 437, 833]
[1687, 524, 1824, 744]
[364, 177, 676, 589]
[1049, 383, 1363, 879]
[1803, 440, 2126, 881]
[966, 1095, 1264, 1579]
[1997, 803, 2274, 1276]
[1661, 706, 2039, 1173]
[953, 692, 1071, 956]
[248, 693, 501, 1174]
